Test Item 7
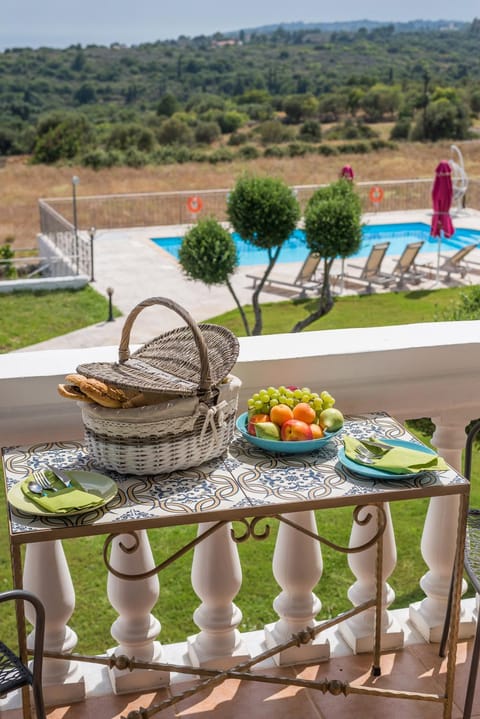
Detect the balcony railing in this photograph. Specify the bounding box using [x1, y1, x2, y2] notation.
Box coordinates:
[1, 321, 479, 713]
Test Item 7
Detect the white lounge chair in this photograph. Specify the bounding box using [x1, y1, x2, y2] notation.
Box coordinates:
[246, 252, 322, 297]
[418, 242, 478, 281]
[438, 242, 478, 279]
[342, 242, 392, 292]
[390, 241, 424, 286]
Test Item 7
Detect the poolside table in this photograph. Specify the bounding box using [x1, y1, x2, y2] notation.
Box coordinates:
[2, 411, 469, 719]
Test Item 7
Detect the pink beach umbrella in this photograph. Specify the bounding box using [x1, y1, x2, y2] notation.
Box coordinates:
[431, 160, 454, 282]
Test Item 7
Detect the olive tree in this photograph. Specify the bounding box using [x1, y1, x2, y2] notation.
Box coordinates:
[178, 217, 251, 336]
[227, 174, 300, 336]
[291, 180, 362, 333]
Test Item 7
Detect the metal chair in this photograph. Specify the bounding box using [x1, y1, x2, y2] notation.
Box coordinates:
[440, 419, 480, 719]
[0, 589, 46, 719]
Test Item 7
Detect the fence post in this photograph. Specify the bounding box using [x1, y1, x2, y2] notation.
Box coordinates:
[89, 227, 96, 282]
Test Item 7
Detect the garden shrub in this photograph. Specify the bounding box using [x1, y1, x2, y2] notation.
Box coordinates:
[228, 131, 249, 146]
[287, 142, 311, 157]
[208, 147, 235, 163]
[256, 119, 294, 145]
[299, 120, 322, 142]
[194, 121, 221, 145]
[338, 141, 370, 154]
[263, 145, 287, 158]
[238, 144, 260, 159]
[317, 144, 338, 156]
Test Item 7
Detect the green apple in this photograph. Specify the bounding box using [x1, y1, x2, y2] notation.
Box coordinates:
[254, 421, 281, 440]
[319, 408, 344, 431]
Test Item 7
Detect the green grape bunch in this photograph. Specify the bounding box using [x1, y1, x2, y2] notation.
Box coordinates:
[247, 385, 335, 424]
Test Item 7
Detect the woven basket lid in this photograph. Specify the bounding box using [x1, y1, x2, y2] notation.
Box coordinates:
[76, 297, 239, 397]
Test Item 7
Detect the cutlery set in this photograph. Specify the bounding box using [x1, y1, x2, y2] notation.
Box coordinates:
[354, 440, 392, 464]
[30, 467, 71, 494]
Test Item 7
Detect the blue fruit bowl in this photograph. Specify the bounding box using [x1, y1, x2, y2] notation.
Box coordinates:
[235, 412, 342, 454]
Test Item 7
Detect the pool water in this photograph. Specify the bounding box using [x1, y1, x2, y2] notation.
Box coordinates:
[152, 222, 480, 267]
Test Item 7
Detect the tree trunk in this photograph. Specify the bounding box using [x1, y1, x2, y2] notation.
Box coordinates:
[290, 258, 335, 333]
[252, 247, 282, 336]
[226, 278, 251, 336]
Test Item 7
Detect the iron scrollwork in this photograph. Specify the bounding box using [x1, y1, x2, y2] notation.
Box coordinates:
[275, 503, 387, 554]
[230, 516, 271, 543]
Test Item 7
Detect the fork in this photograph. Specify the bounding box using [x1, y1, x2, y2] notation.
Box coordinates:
[354, 447, 376, 464]
[33, 470, 59, 492]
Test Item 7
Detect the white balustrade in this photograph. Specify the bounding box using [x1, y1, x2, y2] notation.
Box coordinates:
[107, 530, 167, 693]
[264, 510, 328, 664]
[409, 412, 476, 642]
[23, 541, 85, 706]
[339, 503, 403, 653]
[2, 320, 480, 698]
[188, 521, 249, 668]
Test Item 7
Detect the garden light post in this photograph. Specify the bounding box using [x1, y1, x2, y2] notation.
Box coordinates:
[106, 287, 114, 322]
[89, 227, 96, 282]
[72, 175, 80, 275]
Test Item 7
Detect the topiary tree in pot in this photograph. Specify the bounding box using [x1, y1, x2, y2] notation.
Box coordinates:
[291, 179, 362, 332]
[227, 174, 300, 335]
[178, 217, 252, 336]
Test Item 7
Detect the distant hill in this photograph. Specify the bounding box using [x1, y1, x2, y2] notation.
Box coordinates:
[227, 18, 468, 37]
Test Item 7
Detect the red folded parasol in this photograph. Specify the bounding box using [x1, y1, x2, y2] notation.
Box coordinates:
[431, 160, 454, 238]
[340, 165, 354, 181]
[431, 160, 455, 284]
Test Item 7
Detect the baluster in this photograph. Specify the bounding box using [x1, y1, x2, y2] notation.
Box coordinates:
[409, 413, 475, 642]
[23, 541, 85, 706]
[265, 510, 328, 664]
[188, 521, 249, 668]
[339, 503, 403, 653]
[107, 530, 167, 693]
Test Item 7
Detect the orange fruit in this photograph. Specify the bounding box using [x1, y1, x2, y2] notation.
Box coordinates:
[292, 402, 316, 424]
[310, 423, 324, 439]
[270, 403, 294, 426]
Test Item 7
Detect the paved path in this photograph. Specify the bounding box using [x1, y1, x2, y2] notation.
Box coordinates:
[19, 210, 480, 352]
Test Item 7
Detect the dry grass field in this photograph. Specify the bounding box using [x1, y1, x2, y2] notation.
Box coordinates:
[2, 139, 480, 250]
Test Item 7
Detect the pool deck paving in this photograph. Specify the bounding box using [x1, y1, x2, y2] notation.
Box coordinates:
[19, 209, 480, 352]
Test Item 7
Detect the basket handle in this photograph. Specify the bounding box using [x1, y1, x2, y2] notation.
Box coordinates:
[118, 297, 212, 394]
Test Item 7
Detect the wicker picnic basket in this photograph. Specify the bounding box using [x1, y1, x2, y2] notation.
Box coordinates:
[76, 296, 241, 476]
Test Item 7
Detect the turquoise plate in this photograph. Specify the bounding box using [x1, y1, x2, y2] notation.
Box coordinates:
[338, 438, 437, 480]
[236, 412, 342, 454]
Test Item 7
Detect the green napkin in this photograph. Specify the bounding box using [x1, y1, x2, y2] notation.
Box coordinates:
[343, 435, 449, 475]
[20, 475, 104, 513]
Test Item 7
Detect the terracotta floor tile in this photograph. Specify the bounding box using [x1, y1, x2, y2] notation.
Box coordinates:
[173, 668, 322, 719]
[41, 689, 176, 719]
[411, 638, 477, 718]
[294, 647, 460, 719]
[1, 641, 473, 719]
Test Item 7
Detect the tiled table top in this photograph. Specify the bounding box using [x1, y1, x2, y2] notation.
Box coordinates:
[2, 411, 468, 543]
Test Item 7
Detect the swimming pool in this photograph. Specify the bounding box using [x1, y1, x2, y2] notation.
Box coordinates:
[152, 222, 480, 266]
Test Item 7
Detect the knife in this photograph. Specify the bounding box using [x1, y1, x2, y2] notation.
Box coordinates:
[46, 465, 72, 488]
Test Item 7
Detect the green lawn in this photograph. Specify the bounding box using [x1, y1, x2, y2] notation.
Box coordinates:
[0, 286, 120, 352]
[207, 286, 465, 335]
[0, 285, 478, 654]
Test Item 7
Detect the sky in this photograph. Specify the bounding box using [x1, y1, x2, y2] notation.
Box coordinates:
[1, 0, 478, 51]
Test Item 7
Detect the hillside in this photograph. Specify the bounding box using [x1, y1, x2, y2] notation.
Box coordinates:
[0, 20, 479, 169]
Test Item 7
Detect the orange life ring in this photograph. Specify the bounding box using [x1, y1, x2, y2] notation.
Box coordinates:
[187, 195, 203, 213]
[369, 186, 384, 203]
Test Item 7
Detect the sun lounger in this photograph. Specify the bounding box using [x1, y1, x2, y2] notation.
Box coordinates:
[342, 242, 392, 292]
[438, 242, 478, 279]
[246, 251, 322, 296]
[390, 241, 424, 286]
[418, 242, 478, 281]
